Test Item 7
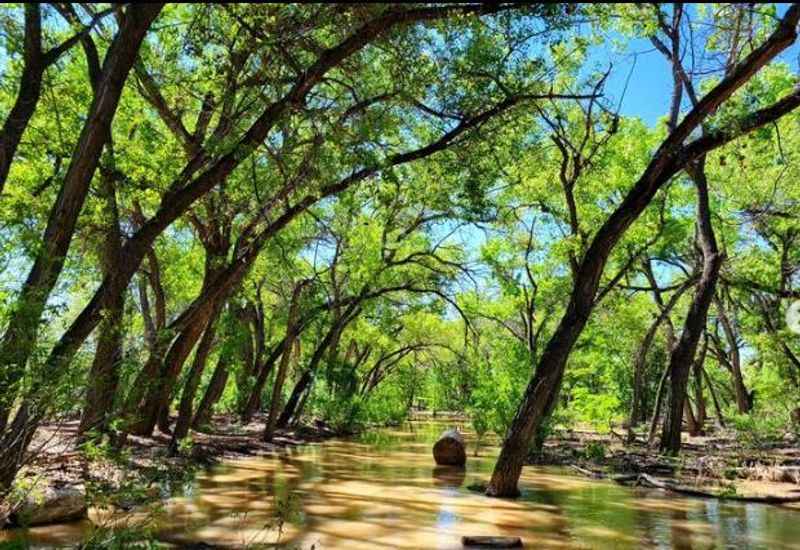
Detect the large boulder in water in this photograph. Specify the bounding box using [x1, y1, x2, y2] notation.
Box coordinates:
[11, 484, 87, 526]
[433, 429, 466, 467]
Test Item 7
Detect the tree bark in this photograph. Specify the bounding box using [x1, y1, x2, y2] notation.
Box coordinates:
[240, 340, 284, 424]
[486, 6, 800, 495]
[78, 38, 125, 436]
[714, 294, 751, 413]
[628, 278, 692, 441]
[169, 300, 225, 454]
[276, 306, 360, 428]
[0, 8, 162, 492]
[263, 282, 307, 442]
[693, 335, 708, 427]
[703, 368, 726, 428]
[0, 4, 44, 193]
[192, 354, 230, 430]
[660, 160, 722, 454]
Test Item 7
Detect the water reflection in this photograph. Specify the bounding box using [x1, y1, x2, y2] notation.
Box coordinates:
[432, 466, 466, 489]
[3, 419, 800, 548]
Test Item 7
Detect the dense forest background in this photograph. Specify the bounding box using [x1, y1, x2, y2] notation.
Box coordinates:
[0, 3, 798, 500]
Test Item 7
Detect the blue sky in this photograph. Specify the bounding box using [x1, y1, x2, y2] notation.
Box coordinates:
[588, 3, 799, 126]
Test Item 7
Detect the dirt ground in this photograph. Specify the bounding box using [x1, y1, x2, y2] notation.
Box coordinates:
[1, 413, 345, 526]
[535, 426, 800, 504]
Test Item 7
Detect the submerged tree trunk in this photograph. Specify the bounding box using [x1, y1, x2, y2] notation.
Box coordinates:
[660, 161, 722, 454]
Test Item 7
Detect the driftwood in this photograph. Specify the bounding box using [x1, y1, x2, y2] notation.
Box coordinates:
[433, 429, 466, 467]
[462, 536, 523, 548]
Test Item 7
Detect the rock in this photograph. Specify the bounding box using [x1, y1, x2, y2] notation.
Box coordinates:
[433, 429, 466, 467]
[11, 484, 87, 526]
[462, 535, 523, 548]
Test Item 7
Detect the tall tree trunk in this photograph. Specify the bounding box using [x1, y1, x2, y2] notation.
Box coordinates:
[660, 161, 722, 454]
[192, 354, 230, 429]
[76, 26, 126, 439]
[240, 341, 284, 424]
[169, 300, 225, 454]
[0, 4, 163, 433]
[693, 335, 708, 427]
[0, 7, 163, 491]
[628, 279, 691, 441]
[485, 6, 800, 489]
[263, 283, 307, 442]
[704, 368, 726, 428]
[714, 294, 750, 412]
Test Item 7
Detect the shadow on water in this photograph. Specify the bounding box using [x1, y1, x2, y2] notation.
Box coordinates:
[3, 418, 800, 548]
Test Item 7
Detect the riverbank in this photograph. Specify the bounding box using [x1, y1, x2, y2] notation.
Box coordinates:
[0, 414, 347, 528]
[7, 417, 800, 549]
[533, 426, 800, 504]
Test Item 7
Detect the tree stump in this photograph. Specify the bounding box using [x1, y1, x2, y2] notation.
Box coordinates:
[433, 429, 466, 466]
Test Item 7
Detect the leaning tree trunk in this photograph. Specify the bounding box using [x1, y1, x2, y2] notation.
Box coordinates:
[0, 4, 163, 433]
[0, 5, 164, 493]
[277, 303, 362, 428]
[660, 161, 722, 454]
[169, 300, 225, 454]
[192, 354, 230, 430]
[127, 243, 229, 436]
[126, 306, 212, 436]
[79, 148, 125, 437]
[278, 369, 314, 429]
[0, 4, 44, 194]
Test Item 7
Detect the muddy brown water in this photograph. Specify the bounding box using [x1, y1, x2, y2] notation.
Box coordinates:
[3, 419, 800, 548]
